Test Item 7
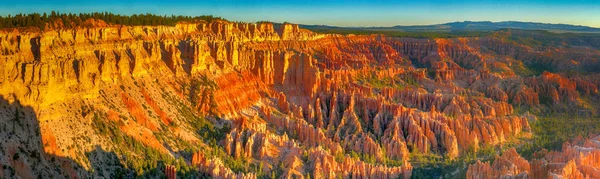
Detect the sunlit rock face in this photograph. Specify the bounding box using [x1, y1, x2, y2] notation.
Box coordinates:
[467, 135, 600, 179]
[1, 18, 599, 178]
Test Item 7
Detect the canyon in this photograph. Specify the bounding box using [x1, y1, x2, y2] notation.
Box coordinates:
[0, 18, 599, 178]
[467, 135, 600, 179]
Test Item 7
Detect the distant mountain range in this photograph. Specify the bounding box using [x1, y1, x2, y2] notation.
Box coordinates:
[300, 21, 600, 33]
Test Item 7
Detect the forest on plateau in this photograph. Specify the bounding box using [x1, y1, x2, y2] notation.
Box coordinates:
[0, 11, 223, 30]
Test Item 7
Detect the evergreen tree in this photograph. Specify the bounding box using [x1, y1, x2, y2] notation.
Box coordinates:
[0, 11, 224, 29]
[13, 107, 19, 132]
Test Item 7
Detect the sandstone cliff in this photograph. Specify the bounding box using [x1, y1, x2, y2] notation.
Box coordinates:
[1, 18, 599, 178]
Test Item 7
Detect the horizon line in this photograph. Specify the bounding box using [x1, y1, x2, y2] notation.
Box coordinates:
[1, 11, 599, 29]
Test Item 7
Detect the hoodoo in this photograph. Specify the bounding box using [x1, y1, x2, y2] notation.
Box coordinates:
[1, 10, 600, 179]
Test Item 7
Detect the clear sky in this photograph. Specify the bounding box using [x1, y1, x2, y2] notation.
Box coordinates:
[1, 0, 599, 27]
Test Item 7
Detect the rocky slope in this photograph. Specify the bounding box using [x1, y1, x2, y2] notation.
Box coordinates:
[0, 19, 599, 178]
[467, 135, 600, 179]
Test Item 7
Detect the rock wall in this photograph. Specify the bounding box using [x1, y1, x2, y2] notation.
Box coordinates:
[2, 18, 600, 178]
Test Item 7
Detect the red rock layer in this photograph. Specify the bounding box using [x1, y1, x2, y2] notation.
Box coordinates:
[121, 92, 159, 131]
[467, 135, 600, 179]
[307, 147, 413, 179]
[212, 71, 269, 116]
[466, 148, 530, 179]
[142, 89, 173, 125]
[191, 151, 257, 179]
[527, 71, 579, 105]
[288, 69, 531, 160]
[3, 18, 600, 178]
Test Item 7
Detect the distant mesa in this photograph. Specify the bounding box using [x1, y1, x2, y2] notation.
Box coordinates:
[300, 21, 600, 33]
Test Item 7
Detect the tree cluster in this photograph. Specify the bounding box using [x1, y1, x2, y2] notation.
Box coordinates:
[0, 11, 224, 30]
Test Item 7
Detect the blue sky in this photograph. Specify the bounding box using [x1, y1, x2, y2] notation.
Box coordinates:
[1, 0, 599, 27]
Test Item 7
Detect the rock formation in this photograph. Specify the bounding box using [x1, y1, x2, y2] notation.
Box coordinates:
[1, 17, 599, 178]
[467, 135, 600, 179]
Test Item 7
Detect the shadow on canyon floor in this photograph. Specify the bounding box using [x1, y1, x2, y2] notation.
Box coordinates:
[0, 95, 137, 178]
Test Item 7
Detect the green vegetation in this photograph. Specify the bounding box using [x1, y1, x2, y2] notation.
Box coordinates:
[163, 80, 228, 146]
[305, 26, 491, 39]
[411, 113, 600, 178]
[524, 62, 556, 76]
[191, 117, 230, 146]
[162, 89, 258, 176]
[338, 149, 404, 167]
[489, 30, 600, 75]
[90, 109, 204, 177]
[193, 142, 253, 174]
[189, 75, 219, 115]
[509, 61, 537, 77]
[517, 115, 600, 159]
[410, 144, 498, 179]
[12, 107, 20, 132]
[0, 11, 224, 30]
[493, 29, 600, 49]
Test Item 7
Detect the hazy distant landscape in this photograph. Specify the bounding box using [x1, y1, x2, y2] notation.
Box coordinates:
[303, 21, 600, 32]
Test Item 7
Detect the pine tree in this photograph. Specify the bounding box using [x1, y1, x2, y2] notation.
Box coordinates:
[0, 12, 224, 29]
[13, 107, 19, 132]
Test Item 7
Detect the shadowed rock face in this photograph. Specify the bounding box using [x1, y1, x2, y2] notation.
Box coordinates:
[0, 95, 130, 178]
[0, 19, 599, 178]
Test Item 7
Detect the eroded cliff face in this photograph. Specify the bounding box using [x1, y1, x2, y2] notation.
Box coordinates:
[1, 19, 599, 178]
[467, 135, 600, 179]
